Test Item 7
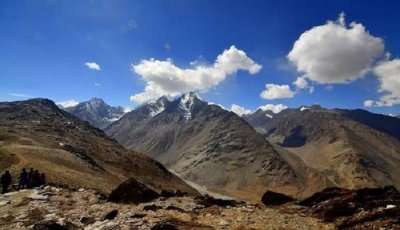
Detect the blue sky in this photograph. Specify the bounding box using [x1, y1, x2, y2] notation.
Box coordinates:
[1, 0, 400, 114]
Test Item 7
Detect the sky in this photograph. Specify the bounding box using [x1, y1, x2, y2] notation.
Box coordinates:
[1, 0, 400, 115]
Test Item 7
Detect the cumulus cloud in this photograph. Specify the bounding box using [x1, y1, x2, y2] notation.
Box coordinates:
[366, 59, 400, 107]
[57, 99, 79, 108]
[288, 12, 384, 84]
[258, 104, 288, 113]
[363, 100, 374, 107]
[130, 46, 262, 104]
[85, 62, 101, 71]
[260, 84, 295, 100]
[293, 76, 309, 89]
[230, 104, 252, 116]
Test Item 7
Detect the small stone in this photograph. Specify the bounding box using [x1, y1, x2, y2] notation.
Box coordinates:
[219, 219, 228, 226]
[0, 200, 11, 206]
[386, 204, 396, 209]
[103, 209, 118, 220]
[80, 216, 96, 225]
[28, 193, 48, 201]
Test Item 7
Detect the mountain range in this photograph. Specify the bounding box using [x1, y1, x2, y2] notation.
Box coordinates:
[244, 105, 400, 192]
[0, 98, 196, 195]
[2, 94, 400, 203]
[62, 98, 126, 129]
[106, 93, 400, 201]
[106, 93, 331, 200]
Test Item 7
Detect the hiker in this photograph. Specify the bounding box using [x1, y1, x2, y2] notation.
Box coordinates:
[32, 170, 41, 187]
[40, 173, 46, 186]
[18, 168, 29, 189]
[1, 170, 12, 194]
[28, 168, 34, 188]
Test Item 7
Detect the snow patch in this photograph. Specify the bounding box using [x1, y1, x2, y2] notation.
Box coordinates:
[148, 99, 168, 117]
[300, 106, 310, 111]
[179, 93, 196, 120]
[265, 114, 273, 119]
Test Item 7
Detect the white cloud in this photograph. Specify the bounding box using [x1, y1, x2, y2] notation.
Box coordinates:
[293, 76, 309, 89]
[94, 82, 101, 87]
[8, 93, 33, 98]
[288, 12, 384, 84]
[258, 104, 288, 113]
[260, 84, 295, 100]
[85, 62, 101, 71]
[366, 59, 400, 107]
[57, 99, 79, 108]
[130, 45, 262, 104]
[363, 100, 374, 107]
[123, 107, 132, 113]
[230, 104, 252, 116]
[208, 102, 227, 110]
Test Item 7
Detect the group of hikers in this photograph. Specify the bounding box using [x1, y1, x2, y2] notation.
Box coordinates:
[1, 168, 46, 194]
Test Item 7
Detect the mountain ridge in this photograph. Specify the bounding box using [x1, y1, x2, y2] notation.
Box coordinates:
[106, 93, 330, 201]
[62, 98, 126, 129]
[0, 98, 197, 195]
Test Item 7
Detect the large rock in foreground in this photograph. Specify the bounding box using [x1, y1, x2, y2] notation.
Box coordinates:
[108, 178, 160, 204]
[300, 186, 400, 228]
[261, 191, 295, 206]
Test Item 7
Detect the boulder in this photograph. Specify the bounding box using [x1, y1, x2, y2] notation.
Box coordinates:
[33, 220, 78, 230]
[108, 178, 159, 204]
[102, 209, 118, 220]
[151, 219, 214, 230]
[298, 187, 351, 207]
[194, 195, 241, 207]
[299, 186, 400, 228]
[261, 191, 295, 206]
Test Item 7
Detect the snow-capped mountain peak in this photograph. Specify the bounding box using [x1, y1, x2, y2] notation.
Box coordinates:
[178, 92, 201, 120]
[147, 96, 170, 117]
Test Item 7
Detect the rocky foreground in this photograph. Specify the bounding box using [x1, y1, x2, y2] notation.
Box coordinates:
[0, 186, 333, 230]
[1, 185, 399, 229]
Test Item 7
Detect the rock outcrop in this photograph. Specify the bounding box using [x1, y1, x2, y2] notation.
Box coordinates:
[0, 186, 335, 229]
[261, 191, 295, 206]
[108, 178, 160, 204]
[299, 186, 400, 228]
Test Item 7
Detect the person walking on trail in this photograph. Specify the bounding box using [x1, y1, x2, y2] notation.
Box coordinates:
[18, 168, 28, 189]
[28, 168, 34, 188]
[1, 170, 12, 194]
[40, 173, 46, 186]
[32, 170, 41, 187]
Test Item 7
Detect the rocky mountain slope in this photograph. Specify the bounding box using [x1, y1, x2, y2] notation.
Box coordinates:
[0, 98, 196, 195]
[244, 106, 400, 192]
[106, 93, 329, 201]
[63, 98, 125, 129]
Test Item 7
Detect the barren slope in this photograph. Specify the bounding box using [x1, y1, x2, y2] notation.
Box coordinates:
[107, 93, 328, 201]
[245, 106, 400, 191]
[0, 99, 197, 195]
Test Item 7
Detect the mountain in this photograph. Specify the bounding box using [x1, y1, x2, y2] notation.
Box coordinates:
[243, 109, 274, 133]
[106, 93, 329, 201]
[0, 98, 197, 195]
[244, 106, 400, 191]
[62, 98, 125, 129]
